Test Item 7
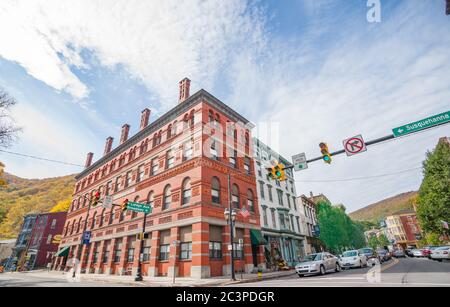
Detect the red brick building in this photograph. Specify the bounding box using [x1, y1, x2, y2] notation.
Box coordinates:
[55, 78, 265, 278]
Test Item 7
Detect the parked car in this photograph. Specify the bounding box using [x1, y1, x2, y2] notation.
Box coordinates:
[295, 252, 341, 277]
[392, 249, 406, 258]
[376, 248, 391, 262]
[339, 250, 368, 269]
[430, 246, 450, 262]
[422, 246, 440, 258]
[411, 249, 425, 257]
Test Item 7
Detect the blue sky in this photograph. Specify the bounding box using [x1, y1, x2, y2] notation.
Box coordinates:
[0, 0, 449, 212]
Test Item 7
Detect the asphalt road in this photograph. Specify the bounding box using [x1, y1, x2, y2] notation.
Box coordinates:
[0, 273, 130, 287]
[230, 257, 450, 287]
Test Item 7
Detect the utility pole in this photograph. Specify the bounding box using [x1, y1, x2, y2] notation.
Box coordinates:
[73, 194, 93, 278]
[227, 173, 236, 281]
[135, 212, 147, 282]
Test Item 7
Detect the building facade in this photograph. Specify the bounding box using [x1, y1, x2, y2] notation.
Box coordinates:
[385, 209, 422, 249]
[253, 138, 307, 268]
[55, 78, 266, 279]
[298, 194, 323, 254]
[6, 212, 66, 271]
[0, 239, 15, 267]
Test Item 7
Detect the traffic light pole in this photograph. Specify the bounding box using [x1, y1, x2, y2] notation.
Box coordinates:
[135, 212, 147, 282]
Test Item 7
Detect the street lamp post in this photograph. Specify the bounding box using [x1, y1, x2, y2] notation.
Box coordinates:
[172, 240, 180, 284]
[225, 172, 237, 281]
[135, 212, 147, 282]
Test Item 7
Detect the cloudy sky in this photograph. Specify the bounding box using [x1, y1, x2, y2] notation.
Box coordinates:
[0, 0, 449, 212]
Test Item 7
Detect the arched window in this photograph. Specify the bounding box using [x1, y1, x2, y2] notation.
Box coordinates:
[182, 178, 191, 205]
[147, 191, 154, 208]
[99, 208, 105, 227]
[167, 124, 172, 139]
[211, 177, 220, 204]
[163, 185, 171, 211]
[172, 120, 178, 135]
[232, 184, 240, 209]
[183, 114, 189, 129]
[166, 150, 174, 169]
[247, 189, 254, 212]
[208, 110, 214, 123]
[107, 208, 114, 225]
[189, 110, 195, 127]
[153, 133, 158, 147]
[157, 130, 162, 145]
[245, 132, 250, 146]
[215, 113, 220, 127]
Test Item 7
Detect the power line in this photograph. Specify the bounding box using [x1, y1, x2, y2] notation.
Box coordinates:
[0, 149, 84, 167]
[295, 166, 422, 183]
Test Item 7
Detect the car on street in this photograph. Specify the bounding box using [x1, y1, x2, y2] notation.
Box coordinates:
[339, 250, 367, 269]
[358, 248, 380, 264]
[295, 252, 341, 277]
[376, 248, 391, 262]
[411, 249, 425, 257]
[430, 246, 450, 262]
[392, 249, 406, 258]
[422, 246, 440, 258]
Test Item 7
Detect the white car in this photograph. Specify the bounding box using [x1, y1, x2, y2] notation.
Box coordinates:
[339, 250, 368, 269]
[295, 252, 341, 277]
[412, 249, 424, 257]
[430, 246, 450, 262]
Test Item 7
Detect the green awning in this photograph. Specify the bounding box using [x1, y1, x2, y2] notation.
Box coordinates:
[250, 229, 268, 245]
[55, 246, 70, 257]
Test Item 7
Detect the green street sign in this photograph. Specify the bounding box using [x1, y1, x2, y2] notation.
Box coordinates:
[393, 110, 450, 137]
[127, 202, 152, 214]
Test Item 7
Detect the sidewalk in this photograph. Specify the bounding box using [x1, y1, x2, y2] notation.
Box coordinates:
[5, 269, 296, 287]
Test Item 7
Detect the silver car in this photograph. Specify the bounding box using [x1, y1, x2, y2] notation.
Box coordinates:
[295, 252, 341, 277]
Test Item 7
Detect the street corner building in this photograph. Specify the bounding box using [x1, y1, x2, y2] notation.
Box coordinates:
[55, 78, 267, 278]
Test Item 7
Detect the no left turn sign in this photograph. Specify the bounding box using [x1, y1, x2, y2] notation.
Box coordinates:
[343, 134, 367, 156]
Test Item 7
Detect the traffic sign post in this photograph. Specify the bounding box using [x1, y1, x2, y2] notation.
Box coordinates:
[343, 134, 367, 156]
[292, 153, 308, 171]
[392, 110, 450, 137]
[127, 202, 152, 214]
[102, 196, 113, 209]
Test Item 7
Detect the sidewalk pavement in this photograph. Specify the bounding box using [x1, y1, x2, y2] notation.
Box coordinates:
[5, 269, 297, 287]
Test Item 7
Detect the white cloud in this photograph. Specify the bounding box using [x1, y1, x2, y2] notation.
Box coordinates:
[0, 0, 266, 109]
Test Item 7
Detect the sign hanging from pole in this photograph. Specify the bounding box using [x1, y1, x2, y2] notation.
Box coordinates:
[292, 152, 308, 171]
[392, 110, 450, 137]
[343, 134, 367, 156]
[102, 196, 113, 209]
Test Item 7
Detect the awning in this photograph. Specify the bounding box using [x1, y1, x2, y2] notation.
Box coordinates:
[55, 246, 70, 257]
[250, 229, 268, 246]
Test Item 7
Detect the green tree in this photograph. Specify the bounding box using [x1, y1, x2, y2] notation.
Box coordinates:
[378, 234, 390, 247]
[368, 236, 379, 249]
[416, 140, 450, 240]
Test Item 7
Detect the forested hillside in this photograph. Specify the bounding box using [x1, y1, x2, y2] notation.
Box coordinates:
[0, 173, 75, 239]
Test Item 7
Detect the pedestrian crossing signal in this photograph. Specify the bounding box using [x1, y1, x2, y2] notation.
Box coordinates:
[121, 199, 129, 212]
[319, 142, 332, 164]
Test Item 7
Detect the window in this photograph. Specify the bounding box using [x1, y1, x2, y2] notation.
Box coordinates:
[166, 150, 174, 169]
[290, 215, 295, 232]
[143, 238, 151, 262]
[263, 207, 268, 227]
[180, 242, 192, 260]
[271, 210, 277, 228]
[137, 165, 145, 183]
[115, 177, 121, 192]
[106, 181, 112, 195]
[151, 158, 159, 176]
[257, 162, 262, 177]
[114, 241, 122, 263]
[127, 247, 135, 262]
[211, 177, 220, 204]
[167, 124, 172, 139]
[279, 213, 286, 229]
[229, 150, 237, 167]
[93, 245, 99, 264]
[103, 245, 110, 264]
[296, 217, 301, 234]
[293, 197, 297, 211]
[125, 171, 132, 188]
[46, 235, 52, 244]
[159, 244, 170, 261]
[290, 181, 294, 193]
[287, 196, 291, 208]
[244, 156, 251, 174]
[232, 184, 240, 209]
[268, 185, 273, 202]
[232, 243, 244, 259]
[277, 190, 284, 206]
[247, 189, 254, 212]
[183, 142, 193, 161]
[182, 178, 191, 205]
[210, 140, 218, 160]
[51, 219, 57, 229]
[259, 182, 265, 199]
[209, 242, 222, 259]
[172, 121, 177, 136]
[208, 110, 214, 123]
[147, 191, 154, 208]
[163, 185, 171, 210]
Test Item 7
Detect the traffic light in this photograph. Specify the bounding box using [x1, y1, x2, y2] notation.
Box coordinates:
[121, 198, 129, 212]
[267, 163, 286, 181]
[91, 191, 101, 207]
[319, 142, 332, 164]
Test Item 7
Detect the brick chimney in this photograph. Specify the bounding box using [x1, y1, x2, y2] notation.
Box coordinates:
[178, 77, 191, 103]
[104, 137, 114, 156]
[140, 108, 151, 130]
[85, 152, 94, 168]
[120, 124, 130, 144]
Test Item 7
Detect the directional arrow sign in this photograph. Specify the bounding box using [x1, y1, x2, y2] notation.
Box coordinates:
[292, 153, 308, 171]
[393, 110, 450, 137]
[343, 134, 367, 156]
[127, 202, 152, 214]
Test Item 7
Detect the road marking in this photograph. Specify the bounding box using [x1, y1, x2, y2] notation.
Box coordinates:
[380, 258, 399, 272]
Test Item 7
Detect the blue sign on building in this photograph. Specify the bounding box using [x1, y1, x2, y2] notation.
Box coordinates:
[82, 231, 91, 245]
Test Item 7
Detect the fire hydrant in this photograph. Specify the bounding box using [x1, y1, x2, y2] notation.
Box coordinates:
[257, 267, 262, 280]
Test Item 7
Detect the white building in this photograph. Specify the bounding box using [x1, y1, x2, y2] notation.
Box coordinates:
[253, 138, 307, 268]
